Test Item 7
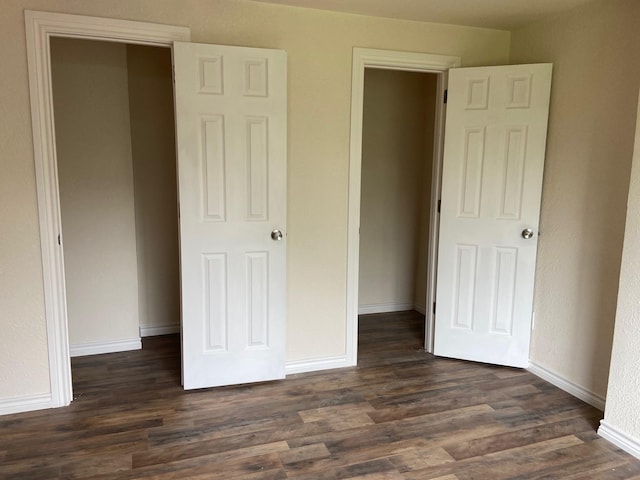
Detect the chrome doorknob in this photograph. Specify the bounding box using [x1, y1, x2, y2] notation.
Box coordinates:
[521, 228, 534, 239]
[271, 229, 283, 241]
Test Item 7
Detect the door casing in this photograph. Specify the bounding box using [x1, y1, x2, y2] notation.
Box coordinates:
[24, 10, 190, 411]
[346, 48, 460, 365]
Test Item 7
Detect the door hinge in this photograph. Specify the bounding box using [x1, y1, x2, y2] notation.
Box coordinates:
[437, 200, 441, 213]
[432, 302, 436, 315]
[443, 89, 448, 104]
[57, 234, 61, 246]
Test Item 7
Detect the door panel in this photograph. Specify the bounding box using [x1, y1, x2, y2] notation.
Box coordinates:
[435, 64, 552, 368]
[173, 42, 287, 389]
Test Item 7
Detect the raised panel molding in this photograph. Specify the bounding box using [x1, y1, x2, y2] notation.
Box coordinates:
[244, 58, 268, 97]
[198, 55, 223, 94]
[507, 74, 532, 109]
[498, 126, 528, 220]
[491, 247, 518, 335]
[453, 245, 478, 330]
[204, 254, 228, 352]
[201, 115, 226, 221]
[245, 117, 269, 220]
[246, 252, 269, 348]
[465, 77, 490, 110]
[458, 127, 486, 218]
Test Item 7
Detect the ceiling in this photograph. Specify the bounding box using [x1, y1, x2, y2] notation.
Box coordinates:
[249, 0, 595, 30]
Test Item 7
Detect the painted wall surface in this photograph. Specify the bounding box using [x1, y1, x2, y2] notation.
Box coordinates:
[602, 94, 640, 443]
[414, 73, 439, 312]
[510, 0, 640, 399]
[359, 69, 435, 311]
[51, 38, 140, 347]
[0, 0, 509, 399]
[126, 45, 180, 333]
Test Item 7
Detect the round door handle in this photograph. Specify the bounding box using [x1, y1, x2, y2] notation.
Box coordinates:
[522, 228, 534, 239]
[271, 229, 283, 241]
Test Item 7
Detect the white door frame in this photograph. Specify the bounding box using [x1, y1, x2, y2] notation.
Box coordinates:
[24, 10, 190, 410]
[346, 48, 460, 365]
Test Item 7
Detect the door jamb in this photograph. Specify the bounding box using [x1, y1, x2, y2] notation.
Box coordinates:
[346, 48, 460, 365]
[24, 10, 190, 410]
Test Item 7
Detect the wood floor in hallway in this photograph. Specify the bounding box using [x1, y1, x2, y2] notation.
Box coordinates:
[1, 310, 639, 479]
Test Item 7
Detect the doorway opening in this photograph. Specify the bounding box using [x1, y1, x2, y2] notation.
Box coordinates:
[346, 48, 460, 367]
[49, 37, 181, 388]
[25, 10, 191, 409]
[357, 68, 439, 357]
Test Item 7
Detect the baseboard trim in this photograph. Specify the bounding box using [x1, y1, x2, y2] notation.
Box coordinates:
[69, 337, 142, 357]
[0, 392, 53, 416]
[598, 420, 640, 460]
[414, 303, 427, 315]
[286, 355, 351, 375]
[528, 361, 606, 411]
[358, 303, 416, 315]
[140, 324, 180, 337]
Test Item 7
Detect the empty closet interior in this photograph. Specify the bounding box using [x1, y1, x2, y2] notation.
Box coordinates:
[50, 37, 180, 357]
[358, 68, 439, 332]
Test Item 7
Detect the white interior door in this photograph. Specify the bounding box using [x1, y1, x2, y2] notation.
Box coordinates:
[173, 42, 287, 389]
[435, 63, 552, 368]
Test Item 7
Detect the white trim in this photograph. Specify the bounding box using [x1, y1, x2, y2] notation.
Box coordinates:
[346, 47, 460, 367]
[414, 303, 427, 315]
[140, 324, 180, 337]
[69, 337, 142, 357]
[285, 355, 349, 375]
[598, 421, 640, 460]
[358, 303, 415, 315]
[0, 393, 54, 416]
[424, 71, 448, 354]
[528, 361, 606, 411]
[24, 10, 190, 409]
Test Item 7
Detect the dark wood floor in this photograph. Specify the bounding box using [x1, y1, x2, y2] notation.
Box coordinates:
[2, 311, 640, 479]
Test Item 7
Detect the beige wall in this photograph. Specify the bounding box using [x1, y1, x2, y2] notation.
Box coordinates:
[51, 38, 140, 347]
[359, 69, 436, 311]
[602, 93, 640, 443]
[0, 0, 510, 400]
[414, 73, 439, 311]
[510, 0, 640, 399]
[126, 45, 180, 333]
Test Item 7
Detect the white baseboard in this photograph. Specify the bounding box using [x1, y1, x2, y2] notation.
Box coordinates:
[358, 302, 416, 315]
[414, 303, 427, 315]
[286, 355, 351, 375]
[598, 420, 640, 460]
[69, 337, 142, 357]
[528, 361, 606, 411]
[0, 392, 53, 416]
[140, 324, 180, 337]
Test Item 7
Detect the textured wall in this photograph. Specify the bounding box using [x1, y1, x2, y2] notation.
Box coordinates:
[359, 69, 436, 311]
[51, 38, 140, 347]
[0, 0, 509, 400]
[602, 94, 640, 442]
[510, 0, 640, 398]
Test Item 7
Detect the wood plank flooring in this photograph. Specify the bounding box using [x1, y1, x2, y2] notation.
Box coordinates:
[2, 310, 639, 479]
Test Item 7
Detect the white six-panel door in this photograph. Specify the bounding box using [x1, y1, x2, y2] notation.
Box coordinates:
[435, 64, 552, 368]
[173, 42, 287, 389]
